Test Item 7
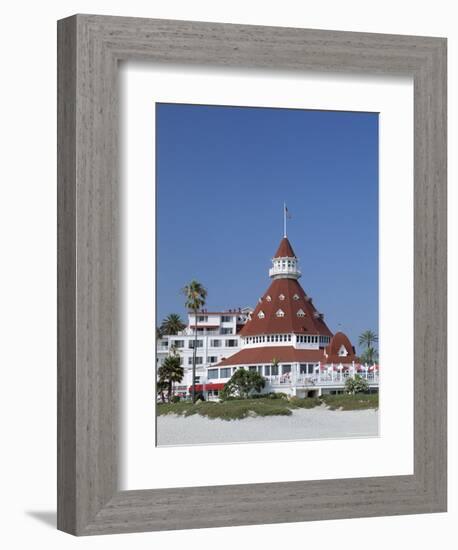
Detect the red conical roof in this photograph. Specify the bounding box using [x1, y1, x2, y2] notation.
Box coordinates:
[239, 278, 333, 337]
[273, 237, 296, 258]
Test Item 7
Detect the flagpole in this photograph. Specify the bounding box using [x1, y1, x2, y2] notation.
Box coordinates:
[283, 202, 287, 238]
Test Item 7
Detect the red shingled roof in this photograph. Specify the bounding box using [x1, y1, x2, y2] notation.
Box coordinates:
[217, 346, 326, 366]
[239, 278, 333, 337]
[273, 237, 296, 258]
[324, 332, 357, 363]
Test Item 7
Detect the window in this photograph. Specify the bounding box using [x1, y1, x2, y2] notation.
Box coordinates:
[188, 356, 203, 365]
[207, 369, 218, 380]
[208, 356, 218, 363]
[257, 365, 263, 374]
[276, 309, 285, 317]
[221, 315, 232, 323]
[271, 365, 279, 376]
[279, 294, 285, 301]
[257, 310, 265, 319]
[248, 366, 257, 372]
[288, 334, 291, 341]
[188, 340, 203, 349]
[171, 340, 184, 348]
[297, 309, 305, 317]
[211, 339, 221, 347]
[197, 315, 208, 322]
[221, 327, 233, 335]
[300, 363, 315, 374]
[338, 345, 348, 356]
[282, 365, 291, 374]
[225, 339, 238, 347]
[220, 368, 231, 378]
[266, 295, 271, 302]
[293, 294, 299, 300]
[264, 365, 271, 376]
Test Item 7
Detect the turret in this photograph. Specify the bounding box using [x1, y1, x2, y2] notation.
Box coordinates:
[269, 237, 301, 280]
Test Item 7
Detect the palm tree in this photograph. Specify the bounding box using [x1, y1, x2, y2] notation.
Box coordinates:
[157, 351, 184, 402]
[360, 347, 379, 365]
[358, 330, 378, 364]
[160, 313, 185, 335]
[182, 280, 207, 403]
[271, 357, 279, 377]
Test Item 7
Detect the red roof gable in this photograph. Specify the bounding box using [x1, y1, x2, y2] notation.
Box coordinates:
[324, 332, 357, 363]
[273, 237, 296, 258]
[240, 278, 333, 337]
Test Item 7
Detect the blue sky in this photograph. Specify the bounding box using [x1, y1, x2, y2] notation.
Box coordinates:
[156, 103, 378, 352]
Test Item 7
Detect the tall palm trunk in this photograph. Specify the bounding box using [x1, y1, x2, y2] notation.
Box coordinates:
[192, 309, 198, 403]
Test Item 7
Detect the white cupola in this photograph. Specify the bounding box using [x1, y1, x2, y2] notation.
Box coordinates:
[269, 237, 301, 280]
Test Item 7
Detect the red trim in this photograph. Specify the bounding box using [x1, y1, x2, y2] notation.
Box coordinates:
[188, 383, 226, 392]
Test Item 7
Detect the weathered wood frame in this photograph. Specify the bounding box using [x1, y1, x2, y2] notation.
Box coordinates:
[57, 14, 447, 535]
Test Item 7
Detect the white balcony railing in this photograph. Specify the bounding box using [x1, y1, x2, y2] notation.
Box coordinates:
[266, 372, 379, 388]
[268, 265, 301, 278]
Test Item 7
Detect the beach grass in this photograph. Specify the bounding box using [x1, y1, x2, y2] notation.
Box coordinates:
[157, 393, 378, 420]
[320, 393, 379, 411]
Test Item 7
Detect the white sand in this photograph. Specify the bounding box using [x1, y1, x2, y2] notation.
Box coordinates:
[157, 406, 379, 446]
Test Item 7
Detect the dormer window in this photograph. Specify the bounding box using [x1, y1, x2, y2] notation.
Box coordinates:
[297, 309, 305, 318]
[338, 345, 348, 357]
[279, 294, 285, 301]
[257, 310, 265, 319]
[276, 309, 285, 317]
[313, 311, 323, 319]
[266, 295, 272, 302]
[293, 294, 300, 300]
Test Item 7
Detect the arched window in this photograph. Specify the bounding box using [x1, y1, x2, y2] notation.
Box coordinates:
[258, 310, 265, 319]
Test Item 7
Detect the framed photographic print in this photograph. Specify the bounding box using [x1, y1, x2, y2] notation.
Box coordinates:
[57, 14, 447, 535]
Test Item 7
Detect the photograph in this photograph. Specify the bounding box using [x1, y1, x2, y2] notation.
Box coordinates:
[155, 103, 380, 446]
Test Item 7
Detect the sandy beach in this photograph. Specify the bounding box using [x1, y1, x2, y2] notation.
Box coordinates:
[157, 406, 379, 446]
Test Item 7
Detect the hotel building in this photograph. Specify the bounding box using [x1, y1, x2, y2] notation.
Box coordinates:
[157, 235, 379, 399]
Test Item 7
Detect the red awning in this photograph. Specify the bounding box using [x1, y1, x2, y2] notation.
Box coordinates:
[188, 383, 226, 392]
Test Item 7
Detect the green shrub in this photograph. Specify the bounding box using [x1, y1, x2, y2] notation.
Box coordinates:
[267, 392, 289, 400]
[344, 374, 370, 394]
[289, 396, 321, 409]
